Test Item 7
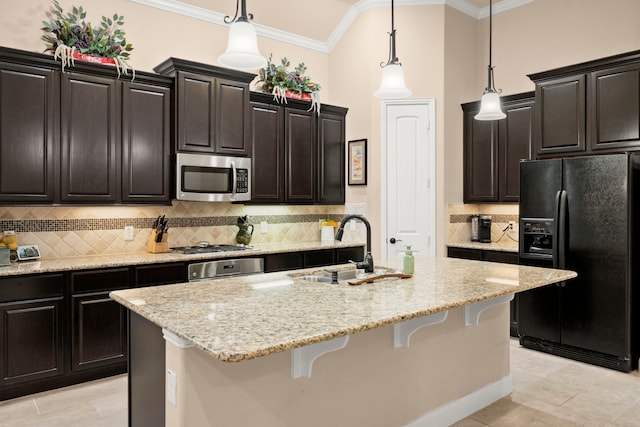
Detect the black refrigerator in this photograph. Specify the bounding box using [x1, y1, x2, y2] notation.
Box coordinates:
[518, 153, 639, 372]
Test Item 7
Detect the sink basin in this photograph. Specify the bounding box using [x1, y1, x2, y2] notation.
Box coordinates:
[292, 267, 396, 284]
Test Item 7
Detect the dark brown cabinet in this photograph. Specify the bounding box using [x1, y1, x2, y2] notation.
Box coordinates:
[529, 50, 640, 157]
[0, 274, 64, 391]
[61, 72, 119, 203]
[121, 81, 172, 203]
[0, 47, 173, 205]
[534, 75, 586, 156]
[0, 60, 59, 203]
[70, 268, 130, 372]
[250, 101, 284, 202]
[318, 111, 346, 204]
[249, 92, 347, 204]
[264, 246, 364, 273]
[589, 63, 640, 152]
[462, 92, 534, 203]
[154, 58, 255, 156]
[286, 108, 316, 202]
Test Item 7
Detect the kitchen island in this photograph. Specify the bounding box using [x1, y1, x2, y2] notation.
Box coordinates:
[110, 257, 576, 427]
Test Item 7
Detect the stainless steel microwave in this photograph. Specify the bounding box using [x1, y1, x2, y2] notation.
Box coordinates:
[176, 153, 251, 202]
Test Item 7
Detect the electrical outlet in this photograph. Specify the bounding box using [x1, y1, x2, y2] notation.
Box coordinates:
[260, 221, 268, 233]
[508, 221, 515, 230]
[124, 226, 134, 241]
[167, 369, 177, 406]
[349, 219, 356, 231]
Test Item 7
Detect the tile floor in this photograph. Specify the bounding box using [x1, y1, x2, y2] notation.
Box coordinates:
[0, 375, 126, 426]
[0, 339, 638, 426]
[455, 340, 640, 427]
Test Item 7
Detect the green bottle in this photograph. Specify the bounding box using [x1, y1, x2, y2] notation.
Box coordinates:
[403, 245, 414, 274]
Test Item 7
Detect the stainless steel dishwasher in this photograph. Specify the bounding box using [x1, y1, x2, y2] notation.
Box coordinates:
[188, 258, 264, 281]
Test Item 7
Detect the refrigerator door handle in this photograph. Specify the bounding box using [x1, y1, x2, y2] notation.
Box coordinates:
[553, 190, 561, 269]
[557, 189, 567, 270]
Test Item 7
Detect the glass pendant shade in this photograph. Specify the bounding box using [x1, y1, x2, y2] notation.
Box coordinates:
[218, 20, 267, 71]
[475, 91, 506, 120]
[375, 63, 411, 99]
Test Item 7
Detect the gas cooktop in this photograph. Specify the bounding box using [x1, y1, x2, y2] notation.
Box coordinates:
[170, 243, 254, 254]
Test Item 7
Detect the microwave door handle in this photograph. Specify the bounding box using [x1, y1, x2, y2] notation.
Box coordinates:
[231, 161, 237, 200]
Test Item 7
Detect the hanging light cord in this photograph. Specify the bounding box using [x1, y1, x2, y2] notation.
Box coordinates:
[224, 0, 253, 24]
[381, 0, 400, 67]
[485, 0, 500, 94]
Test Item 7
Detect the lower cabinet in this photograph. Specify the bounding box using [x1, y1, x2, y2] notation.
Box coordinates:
[0, 274, 65, 399]
[0, 248, 362, 401]
[447, 246, 519, 336]
[264, 247, 365, 273]
[70, 269, 130, 372]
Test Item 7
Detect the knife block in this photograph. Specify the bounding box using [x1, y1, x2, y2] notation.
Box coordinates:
[146, 230, 168, 253]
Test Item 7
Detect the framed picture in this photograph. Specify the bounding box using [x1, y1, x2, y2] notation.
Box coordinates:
[17, 245, 41, 261]
[348, 139, 367, 185]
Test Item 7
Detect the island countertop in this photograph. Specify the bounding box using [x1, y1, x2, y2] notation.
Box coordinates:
[110, 257, 576, 363]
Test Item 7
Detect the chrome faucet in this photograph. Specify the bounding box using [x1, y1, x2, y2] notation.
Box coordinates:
[335, 214, 374, 273]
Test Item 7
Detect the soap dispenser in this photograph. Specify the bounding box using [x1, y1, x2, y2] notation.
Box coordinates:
[403, 245, 414, 274]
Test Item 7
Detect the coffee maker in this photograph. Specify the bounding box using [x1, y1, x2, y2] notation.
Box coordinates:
[479, 215, 492, 243]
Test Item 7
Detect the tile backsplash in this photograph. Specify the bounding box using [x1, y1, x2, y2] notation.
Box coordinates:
[0, 202, 366, 259]
[447, 203, 520, 251]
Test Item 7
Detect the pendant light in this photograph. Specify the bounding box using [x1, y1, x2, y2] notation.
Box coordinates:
[475, 0, 506, 120]
[375, 0, 411, 99]
[218, 0, 267, 71]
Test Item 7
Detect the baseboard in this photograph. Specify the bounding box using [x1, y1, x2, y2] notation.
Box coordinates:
[404, 375, 513, 427]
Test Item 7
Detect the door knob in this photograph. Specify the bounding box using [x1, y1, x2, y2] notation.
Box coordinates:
[389, 238, 402, 244]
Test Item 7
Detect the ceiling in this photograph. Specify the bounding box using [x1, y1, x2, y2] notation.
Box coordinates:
[131, 0, 533, 53]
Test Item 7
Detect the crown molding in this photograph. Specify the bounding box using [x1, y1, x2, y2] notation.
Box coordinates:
[129, 0, 535, 54]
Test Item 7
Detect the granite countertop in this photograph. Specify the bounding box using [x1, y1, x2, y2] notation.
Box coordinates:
[0, 241, 365, 277]
[447, 242, 518, 253]
[110, 257, 576, 363]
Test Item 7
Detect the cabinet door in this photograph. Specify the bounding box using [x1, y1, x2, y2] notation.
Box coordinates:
[121, 81, 171, 203]
[215, 78, 250, 156]
[463, 109, 497, 202]
[176, 71, 215, 153]
[61, 72, 119, 202]
[71, 292, 126, 371]
[0, 298, 64, 386]
[535, 74, 586, 156]
[70, 268, 129, 371]
[589, 64, 640, 151]
[317, 111, 345, 204]
[285, 108, 316, 203]
[499, 98, 534, 202]
[0, 62, 59, 203]
[250, 101, 284, 202]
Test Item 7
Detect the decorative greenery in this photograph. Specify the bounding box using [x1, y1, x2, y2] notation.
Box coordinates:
[41, 0, 134, 77]
[257, 54, 321, 112]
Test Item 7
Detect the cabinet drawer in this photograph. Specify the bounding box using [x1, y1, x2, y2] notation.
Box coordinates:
[71, 268, 130, 293]
[336, 247, 365, 264]
[303, 250, 335, 268]
[0, 274, 64, 303]
[135, 263, 186, 287]
[264, 252, 303, 272]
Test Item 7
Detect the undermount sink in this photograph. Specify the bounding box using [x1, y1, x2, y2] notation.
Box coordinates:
[292, 267, 397, 284]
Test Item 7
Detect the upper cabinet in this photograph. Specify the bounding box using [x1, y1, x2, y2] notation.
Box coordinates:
[0, 47, 173, 205]
[529, 50, 640, 157]
[0, 58, 59, 204]
[154, 58, 255, 156]
[462, 92, 534, 203]
[249, 92, 347, 205]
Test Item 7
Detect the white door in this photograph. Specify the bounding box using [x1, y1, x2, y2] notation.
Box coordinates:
[382, 100, 436, 259]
